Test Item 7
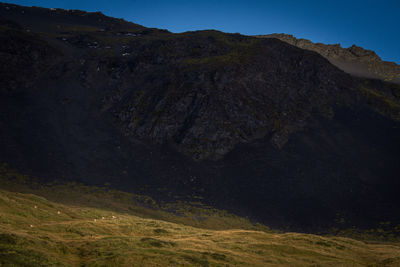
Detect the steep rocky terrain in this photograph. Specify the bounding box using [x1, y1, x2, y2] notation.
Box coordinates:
[257, 33, 400, 84]
[1, 3, 400, 232]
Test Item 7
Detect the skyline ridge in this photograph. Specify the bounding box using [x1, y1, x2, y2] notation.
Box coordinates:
[2, 0, 399, 64]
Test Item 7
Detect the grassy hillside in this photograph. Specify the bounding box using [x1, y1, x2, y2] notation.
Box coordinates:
[0, 163, 269, 232]
[1, 188, 400, 266]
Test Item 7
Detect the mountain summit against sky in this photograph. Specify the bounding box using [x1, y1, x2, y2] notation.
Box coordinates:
[257, 33, 400, 85]
[1, 3, 400, 234]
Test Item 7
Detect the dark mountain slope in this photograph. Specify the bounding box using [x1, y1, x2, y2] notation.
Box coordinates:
[257, 33, 400, 85]
[1, 3, 400, 232]
[0, 3, 146, 33]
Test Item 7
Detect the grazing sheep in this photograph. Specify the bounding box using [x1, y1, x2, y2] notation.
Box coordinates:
[57, 211, 61, 215]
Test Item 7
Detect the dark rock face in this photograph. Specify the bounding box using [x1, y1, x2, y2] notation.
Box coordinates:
[1, 3, 400, 232]
[257, 33, 400, 84]
[67, 29, 364, 161]
[106, 36, 356, 160]
[0, 22, 60, 91]
[259, 34, 381, 62]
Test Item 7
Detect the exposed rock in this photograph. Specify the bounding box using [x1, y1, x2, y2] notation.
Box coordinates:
[0, 26, 61, 91]
[1, 4, 399, 161]
[257, 33, 400, 84]
[96, 36, 356, 160]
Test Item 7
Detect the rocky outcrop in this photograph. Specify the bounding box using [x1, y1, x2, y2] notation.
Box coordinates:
[0, 21, 60, 92]
[257, 33, 400, 84]
[98, 34, 356, 160]
[1, 3, 399, 161]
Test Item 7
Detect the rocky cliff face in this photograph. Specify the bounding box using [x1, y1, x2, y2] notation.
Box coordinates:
[1, 3, 363, 161]
[105, 34, 357, 161]
[1, 3, 400, 231]
[257, 33, 400, 84]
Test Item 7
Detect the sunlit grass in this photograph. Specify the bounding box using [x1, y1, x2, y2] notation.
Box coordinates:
[1, 188, 400, 266]
[0, 163, 269, 232]
[1, 165, 400, 266]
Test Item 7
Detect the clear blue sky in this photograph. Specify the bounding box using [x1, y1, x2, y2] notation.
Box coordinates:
[3, 0, 400, 63]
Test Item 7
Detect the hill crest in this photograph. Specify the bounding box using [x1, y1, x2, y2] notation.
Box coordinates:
[257, 33, 400, 84]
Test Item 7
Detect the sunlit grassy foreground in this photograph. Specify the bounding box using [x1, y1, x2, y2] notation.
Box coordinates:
[1, 189, 400, 266]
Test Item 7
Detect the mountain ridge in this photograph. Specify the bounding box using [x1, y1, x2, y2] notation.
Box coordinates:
[257, 33, 400, 84]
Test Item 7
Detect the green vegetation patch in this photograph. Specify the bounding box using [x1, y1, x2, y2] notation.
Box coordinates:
[360, 81, 400, 120]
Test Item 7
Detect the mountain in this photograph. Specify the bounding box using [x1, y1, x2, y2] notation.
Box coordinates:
[256, 33, 400, 84]
[1, 3, 400, 234]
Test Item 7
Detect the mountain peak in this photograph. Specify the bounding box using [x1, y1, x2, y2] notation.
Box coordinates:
[257, 33, 399, 84]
